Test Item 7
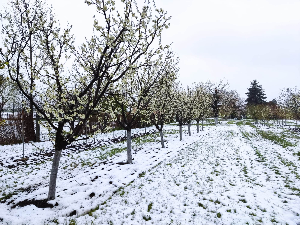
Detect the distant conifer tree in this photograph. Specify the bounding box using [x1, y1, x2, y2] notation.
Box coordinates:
[245, 80, 267, 105]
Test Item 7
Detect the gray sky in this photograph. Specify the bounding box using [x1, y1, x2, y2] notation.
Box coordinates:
[2, 0, 300, 101]
[157, 0, 300, 101]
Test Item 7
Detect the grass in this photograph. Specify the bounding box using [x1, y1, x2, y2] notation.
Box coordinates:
[227, 120, 236, 125]
[138, 171, 146, 178]
[147, 202, 153, 212]
[236, 121, 243, 126]
[164, 129, 178, 135]
[281, 130, 300, 140]
[132, 133, 159, 146]
[239, 128, 256, 141]
[0, 191, 17, 203]
[254, 147, 266, 162]
[293, 151, 300, 160]
[87, 131, 161, 163]
[239, 199, 247, 203]
[119, 188, 125, 197]
[67, 219, 77, 225]
[87, 205, 100, 216]
[256, 130, 296, 148]
[236, 120, 256, 128]
[142, 215, 151, 221]
[95, 146, 127, 161]
[242, 166, 248, 175]
[214, 199, 221, 204]
[245, 121, 256, 128]
[198, 202, 207, 209]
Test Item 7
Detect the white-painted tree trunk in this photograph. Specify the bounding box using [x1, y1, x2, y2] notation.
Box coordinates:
[214, 117, 218, 125]
[159, 130, 165, 148]
[127, 129, 132, 164]
[202, 118, 204, 131]
[48, 150, 62, 200]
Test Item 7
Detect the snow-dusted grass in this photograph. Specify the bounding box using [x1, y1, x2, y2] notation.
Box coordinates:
[1, 122, 300, 224]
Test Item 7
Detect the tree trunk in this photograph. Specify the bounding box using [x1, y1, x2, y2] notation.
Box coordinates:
[28, 31, 36, 142]
[21, 110, 25, 158]
[188, 122, 191, 136]
[159, 129, 165, 148]
[126, 129, 132, 164]
[12, 101, 15, 116]
[202, 118, 204, 131]
[35, 114, 40, 142]
[48, 150, 62, 200]
[196, 120, 199, 133]
[179, 124, 182, 141]
[214, 117, 218, 125]
[48, 125, 67, 200]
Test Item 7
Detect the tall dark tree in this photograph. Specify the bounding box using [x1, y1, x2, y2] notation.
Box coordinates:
[245, 80, 267, 105]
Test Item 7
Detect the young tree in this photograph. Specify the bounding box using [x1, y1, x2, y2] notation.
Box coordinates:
[278, 88, 300, 125]
[185, 86, 195, 136]
[245, 80, 267, 106]
[0, 0, 48, 140]
[1, 0, 170, 200]
[148, 51, 178, 148]
[193, 82, 212, 132]
[173, 84, 189, 141]
[246, 104, 261, 123]
[219, 90, 241, 119]
[265, 100, 278, 122]
[110, 49, 174, 163]
[246, 104, 272, 124]
[209, 81, 228, 125]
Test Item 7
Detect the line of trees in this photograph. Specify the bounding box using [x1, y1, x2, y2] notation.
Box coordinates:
[1, 0, 298, 202]
[245, 80, 300, 125]
[0, 0, 172, 200]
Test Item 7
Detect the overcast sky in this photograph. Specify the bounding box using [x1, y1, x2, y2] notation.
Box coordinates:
[1, 0, 300, 101]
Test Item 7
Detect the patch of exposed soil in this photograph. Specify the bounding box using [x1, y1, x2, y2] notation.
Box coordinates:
[11, 198, 58, 209]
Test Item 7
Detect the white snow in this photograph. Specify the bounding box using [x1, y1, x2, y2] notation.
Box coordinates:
[0, 121, 300, 224]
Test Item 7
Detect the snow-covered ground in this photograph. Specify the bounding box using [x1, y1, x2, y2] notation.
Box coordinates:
[0, 121, 300, 224]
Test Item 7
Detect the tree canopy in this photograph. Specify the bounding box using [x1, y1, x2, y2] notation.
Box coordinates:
[0, 0, 171, 200]
[245, 80, 267, 105]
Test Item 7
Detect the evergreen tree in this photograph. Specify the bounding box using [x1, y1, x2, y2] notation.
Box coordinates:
[245, 80, 267, 105]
